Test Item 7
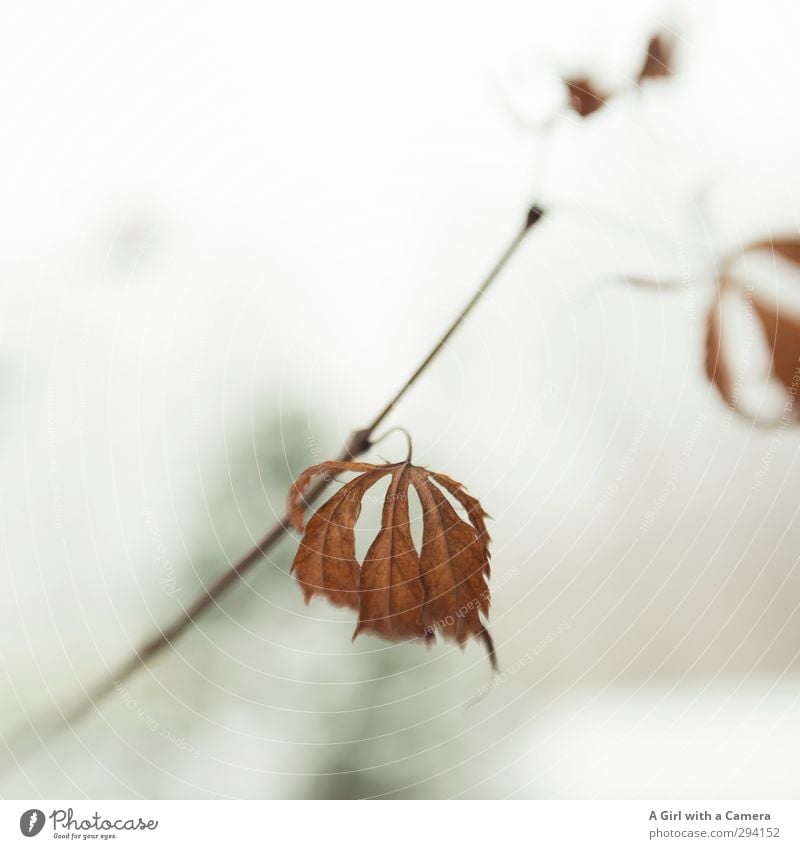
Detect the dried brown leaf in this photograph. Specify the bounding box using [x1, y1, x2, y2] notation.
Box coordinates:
[637, 33, 675, 83]
[287, 459, 496, 668]
[290, 468, 389, 609]
[564, 30, 676, 118]
[746, 237, 800, 265]
[563, 77, 608, 117]
[705, 240, 800, 419]
[752, 295, 800, 407]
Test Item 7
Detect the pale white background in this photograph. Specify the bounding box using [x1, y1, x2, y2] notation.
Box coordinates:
[1, 0, 799, 798]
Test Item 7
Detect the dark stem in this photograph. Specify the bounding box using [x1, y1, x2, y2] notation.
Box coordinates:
[365, 208, 543, 436]
[370, 426, 414, 463]
[0, 205, 545, 767]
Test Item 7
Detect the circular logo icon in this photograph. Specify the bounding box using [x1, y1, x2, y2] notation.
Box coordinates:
[19, 809, 45, 837]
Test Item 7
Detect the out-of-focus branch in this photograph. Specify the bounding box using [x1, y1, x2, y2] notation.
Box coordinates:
[0, 204, 545, 772]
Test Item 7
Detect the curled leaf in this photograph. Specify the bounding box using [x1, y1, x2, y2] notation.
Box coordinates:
[287, 460, 496, 669]
[705, 238, 800, 421]
[620, 235, 800, 423]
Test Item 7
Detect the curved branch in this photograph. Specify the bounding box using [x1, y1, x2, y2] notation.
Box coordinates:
[0, 205, 545, 770]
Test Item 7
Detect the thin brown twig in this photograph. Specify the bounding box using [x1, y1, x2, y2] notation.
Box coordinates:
[0, 205, 545, 770]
